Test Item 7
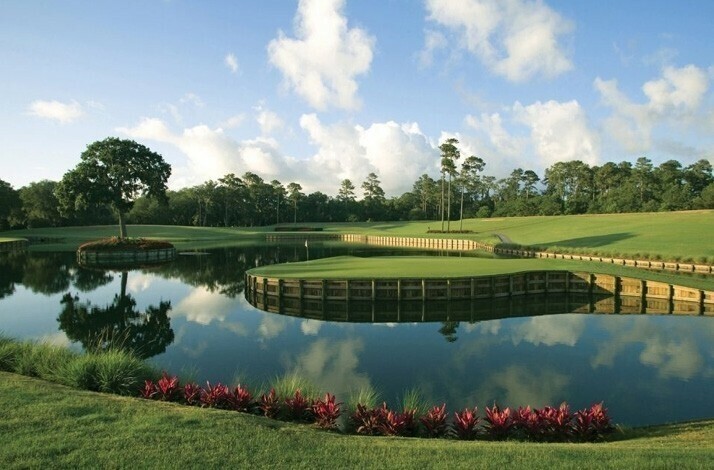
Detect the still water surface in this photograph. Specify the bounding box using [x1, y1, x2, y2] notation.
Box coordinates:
[1, 243, 712, 426]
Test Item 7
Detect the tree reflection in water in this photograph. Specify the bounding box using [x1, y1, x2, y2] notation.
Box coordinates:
[58, 271, 174, 359]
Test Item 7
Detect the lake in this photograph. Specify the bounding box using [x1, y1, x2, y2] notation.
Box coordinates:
[1, 243, 712, 426]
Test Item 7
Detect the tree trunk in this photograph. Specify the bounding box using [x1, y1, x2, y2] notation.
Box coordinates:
[118, 211, 127, 238]
[460, 186, 465, 231]
[120, 271, 128, 299]
[447, 175, 452, 232]
[293, 200, 297, 224]
[440, 174, 445, 231]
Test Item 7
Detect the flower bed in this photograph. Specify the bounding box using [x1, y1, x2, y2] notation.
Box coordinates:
[77, 237, 176, 265]
[140, 372, 615, 442]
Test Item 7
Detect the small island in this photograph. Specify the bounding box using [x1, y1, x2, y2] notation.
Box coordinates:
[76, 236, 176, 265]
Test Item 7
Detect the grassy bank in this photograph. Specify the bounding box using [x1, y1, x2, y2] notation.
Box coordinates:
[1, 372, 712, 469]
[250, 256, 714, 291]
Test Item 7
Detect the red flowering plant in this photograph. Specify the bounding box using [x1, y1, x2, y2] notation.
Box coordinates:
[351, 403, 385, 436]
[420, 404, 448, 438]
[284, 389, 314, 422]
[484, 404, 513, 440]
[573, 402, 614, 442]
[140, 380, 157, 399]
[312, 393, 342, 430]
[183, 382, 202, 406]
[260, 388, 281, 419]
[228, 384, 254, 413]
[452, 407, 480, 440]
[155, 372, 180, 401]
[200, 382, 230, 408]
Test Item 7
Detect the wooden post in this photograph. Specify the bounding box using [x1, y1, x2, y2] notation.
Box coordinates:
[470, 277, 475, 299]
[447, 279, 452, 301]
[371, 279, 376, 301]
[321, 280, 326, 301]
[299, 279, 304, 300]
[397, 279, 402, 301]
[421, 279, 426, 300]
[345, 280, 350, 301]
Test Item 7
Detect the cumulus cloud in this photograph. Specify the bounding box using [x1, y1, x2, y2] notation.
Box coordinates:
[27, 99, 84, 123]
[224, 53, 239, 74]
[513, 100, 600, 166]
[119, 114, 439, 195]
[418, 29, 448, 68]
[510, 314, 586, 347]
[285, 338, 372, 399]
[267, 0, 375, 110]
[254, 106, 284, 135]
[425, 0, 573, 82]
[172, 286, 240, 325]
[595, 64, 710, 153]
[462, 99, 600, 173]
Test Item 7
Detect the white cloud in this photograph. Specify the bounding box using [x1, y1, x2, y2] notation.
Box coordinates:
[224, 53, 239, 74]
[300, 113, 439, 195]
[300, 319, 322, 336]
[258, 315, 288, 340]
[171, 286, 239, 325]
[595, 64, 710, 153]
[267, 0, 375, 110]
[254, 106, 284, 135]
[462, 99, 600, 173]
[418, 29, 448, 68]
[27, 99, 84, 123]
[220, 114, 246, 129]
[119, 113, 439, 195]
[510, 314, 586, 347]
[425, 0, 573, 82]
[513, 100, 600, 166]
[180, 93, 205, 108]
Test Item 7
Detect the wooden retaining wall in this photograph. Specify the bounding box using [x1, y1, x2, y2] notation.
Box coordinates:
[77, 248, 177, 265]
[265, 233, 712, 274]
[246, 288, 712, 323]
[246, 271, 714, 316]
[0, 239, 28, 252]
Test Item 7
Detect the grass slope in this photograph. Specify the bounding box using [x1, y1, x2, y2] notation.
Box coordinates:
[250, 256, 714, 291]
[1, 372, 712, 469]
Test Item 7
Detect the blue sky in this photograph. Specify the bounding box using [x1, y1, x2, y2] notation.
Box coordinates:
[1, 0, 712, 196]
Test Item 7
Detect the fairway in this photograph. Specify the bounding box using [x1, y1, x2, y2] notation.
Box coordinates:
[3, 210, 712, 261]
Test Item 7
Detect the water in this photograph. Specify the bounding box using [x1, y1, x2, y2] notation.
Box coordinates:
[1, 244, 712, 426]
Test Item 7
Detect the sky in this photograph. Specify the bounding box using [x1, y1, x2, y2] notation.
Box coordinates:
[1, 0, 713, 196]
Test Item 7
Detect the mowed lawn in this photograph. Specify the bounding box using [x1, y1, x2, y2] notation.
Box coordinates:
[1, 372, 712, 469]
[2, 210, 712, 260]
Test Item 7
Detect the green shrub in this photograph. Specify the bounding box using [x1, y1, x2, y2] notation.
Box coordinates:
[94, 350, 155, 395]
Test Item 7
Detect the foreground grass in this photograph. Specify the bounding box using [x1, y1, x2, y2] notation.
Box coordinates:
[1, 372, 712, 469]
[250, 256, 714, 291]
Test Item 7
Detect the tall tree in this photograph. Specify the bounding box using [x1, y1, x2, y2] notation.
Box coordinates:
[0, 179, 22, 230]
[458, 156, 485, 229]
[271, 180, 286, 225]
[361, 172, 386, 221]
[55, 138, 171, 238]
[287, 182, 303, 224]
[337, 179, 356, 202]
[439, 138, 460, 232]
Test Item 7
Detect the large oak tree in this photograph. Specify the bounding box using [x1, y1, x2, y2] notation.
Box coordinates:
[56, 138, 171, 238]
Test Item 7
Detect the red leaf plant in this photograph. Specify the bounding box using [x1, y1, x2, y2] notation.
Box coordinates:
[573, 402, 614, 442]
[312, 393, 342, 430]
[351, 403, 385, 436]
[420, 404, 448, 438]
[260, 388, 281, 419]
[228, 384, 254, 412]
[183, 382, 202, 406]
[378, 405, 417, 437]
[284, 389, 314, 422]
[156, 372, 180, 401]
[452, 407, 480, 440]
[537, 403, 572, 441]
[200, 382, 230, 408]
[484, 404, 513, 440]
[513, 406, 544, 441]
[140, 380, 157, 399]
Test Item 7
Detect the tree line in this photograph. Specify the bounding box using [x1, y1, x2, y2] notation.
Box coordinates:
[1, 138, 712, 231]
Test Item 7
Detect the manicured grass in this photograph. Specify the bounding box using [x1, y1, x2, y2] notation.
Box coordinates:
[0, 225, 268, 251]
[1, 372, 712, 469]
[2, 210, 712, 260]
[249, 256, 714, 291]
